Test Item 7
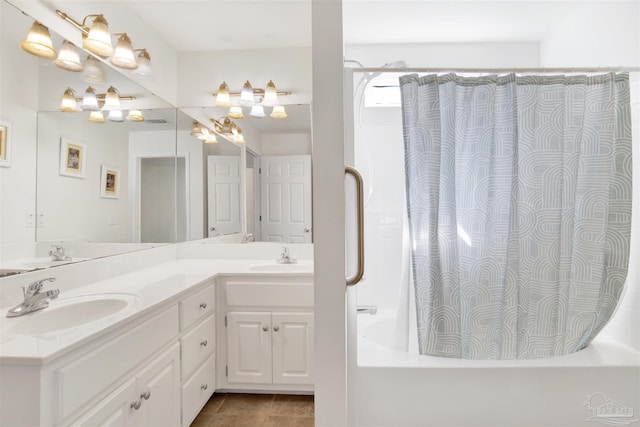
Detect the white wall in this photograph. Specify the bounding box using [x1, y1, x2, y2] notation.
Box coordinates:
[0, 1, 39, 247]
[36, 112, 129, 242]
[261, 133, 312, 156]
[177, 130, 204, 241]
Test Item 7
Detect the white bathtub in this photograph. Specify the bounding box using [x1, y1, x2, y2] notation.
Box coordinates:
[353, 310, 640, 427]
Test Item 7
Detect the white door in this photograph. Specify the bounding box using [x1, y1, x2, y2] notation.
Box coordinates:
[207, 156, 241, 236]
[227, 312, 272, 384]
[260, 155, 312, 243]
[136, 344, 181, 427]
[272, 312, 314, 384]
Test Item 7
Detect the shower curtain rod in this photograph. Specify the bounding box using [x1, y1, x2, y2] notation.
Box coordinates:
[351, 66, 640, 73]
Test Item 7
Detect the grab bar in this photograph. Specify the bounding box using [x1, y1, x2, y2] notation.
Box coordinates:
[345, 166, 364, 286]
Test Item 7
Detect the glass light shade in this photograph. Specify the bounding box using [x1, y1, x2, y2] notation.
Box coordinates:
[127, 109, 144, 122]
[59, 88, 78, 112]
[233, 128, 245, 143]
[83, 15, 114, 58]
[82, 56, 106, 85]
[21, 21, 56, 59]
[263, 80, 279, 107]
[88, 110, 105, 123]
[190, 121, 203, 137]
[220, 118, 234, 134]
[228, 106, 244, 119]
[110, 33, 138, 70]
[239, 80, 255, 106]
[80, 87, 99, 111]
[215, 82, 231, 107]
[53, 40, 83, 72]
[249, 105, 266, 118]
[136, 50, 153, 77]
[204, 134, 218, 144]
[270, 105, 288, 119]
[104, 86, 120, 108]
[108, 109, 124, 122]
[197, 127, 210, 140]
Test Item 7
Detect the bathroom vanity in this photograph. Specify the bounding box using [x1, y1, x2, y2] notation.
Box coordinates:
[0, 246, 314, 427]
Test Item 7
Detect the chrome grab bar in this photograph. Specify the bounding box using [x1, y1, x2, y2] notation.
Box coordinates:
[345, 166, 364, 286]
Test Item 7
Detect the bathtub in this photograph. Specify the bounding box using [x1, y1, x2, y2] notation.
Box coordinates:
[352, 310, 640, 427]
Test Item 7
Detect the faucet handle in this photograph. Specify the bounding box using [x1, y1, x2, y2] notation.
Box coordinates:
[282, 246, 289, 256]
[26, 277, 56, 295]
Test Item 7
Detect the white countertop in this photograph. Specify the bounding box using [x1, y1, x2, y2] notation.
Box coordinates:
[0, 259, 313, 365]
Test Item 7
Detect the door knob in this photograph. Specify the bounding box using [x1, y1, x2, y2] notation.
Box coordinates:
[210, 226, 216, 231]
[304, 228, 311, 233]
[263, 325, 269, 332]
[273, 325, 280, 332]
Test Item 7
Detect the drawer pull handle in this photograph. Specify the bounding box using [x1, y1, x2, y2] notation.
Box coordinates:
[273, 326, 280, 332]
[141, 390, 151, 400]
[200, 340, 208, 347]
[263, 326, 269, 332]
[201, 384, 208, 391]
[200, 302, 207, 309]
[131, 399, 142, 410]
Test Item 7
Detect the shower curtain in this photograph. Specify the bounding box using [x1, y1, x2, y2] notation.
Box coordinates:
[400, 72, 632, 360]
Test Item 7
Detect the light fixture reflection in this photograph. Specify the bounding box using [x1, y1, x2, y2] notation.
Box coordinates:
[228, 106, 244, 119]
[88, 110, 105, 123]
[270, 105, 288, 119]
[249, 105, 266, 118]
[104, 86, 120, 108]
[82, 56, 106, 84]
[263, 80, 278, 107]
[239, 80, 255, 106]
[126, 109, 144, 122]
[53, 40, 83, 72]
[204, 134, 218, 144]
[80, 87, 99, 111]
[20, 21, 57, 59]
[136, 49, 152, 77]
[215, 82, 231, 107]
[108, 109, 124, 122]
[59, 87, 78, 112]
[110, 33, 138, 70]
[83, 14, 114, 58]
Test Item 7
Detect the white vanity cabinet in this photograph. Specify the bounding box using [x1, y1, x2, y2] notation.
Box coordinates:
[227, 311, 314, 385]
[179, 283, 216, 427]
[218, 275, 314, 392]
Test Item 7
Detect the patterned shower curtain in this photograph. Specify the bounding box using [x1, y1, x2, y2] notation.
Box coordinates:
[400, 73, 632, 360]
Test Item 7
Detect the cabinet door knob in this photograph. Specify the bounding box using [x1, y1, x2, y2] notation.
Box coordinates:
[273, 325, 280, 332]
[262, 325, 269, 332]
[141, 390, 151, 400]
[200, 302, 207, 309]
[131, 399, 142, 410]
[200, 340, 208, 347]
[201, 384, 208, 391]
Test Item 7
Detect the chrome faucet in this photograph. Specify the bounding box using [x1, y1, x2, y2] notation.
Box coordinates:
[241, 233, 255, 244]
[6, 277, 60, 317]
[277, 246, 297, 264]
[49, 245, 71, 261]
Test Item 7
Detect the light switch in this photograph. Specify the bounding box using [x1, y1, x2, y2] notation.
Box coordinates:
[37, 213, 45, 227]
[26, 213, 35, 228]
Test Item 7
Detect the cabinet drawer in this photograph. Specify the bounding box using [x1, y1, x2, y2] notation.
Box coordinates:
[225, 282, 313, 307]
[181, 314, 215, 378]
[181, 355, 215, 427]
[57, 305, 179, 422]
[181, 284, 215, 331]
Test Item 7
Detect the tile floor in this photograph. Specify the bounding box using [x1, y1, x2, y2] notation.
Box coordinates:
[191, 393, 315, 427]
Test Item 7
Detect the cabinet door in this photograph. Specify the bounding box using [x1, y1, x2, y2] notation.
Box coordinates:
[227, 312, 272, 384]
[68, 378, 138, 427]
[272, 313, 314, 384]
[136, 343, 181, 427]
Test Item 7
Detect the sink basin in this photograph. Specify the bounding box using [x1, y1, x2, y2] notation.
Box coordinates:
[4, 293, 141, 335]
[248, 263, 312, 272]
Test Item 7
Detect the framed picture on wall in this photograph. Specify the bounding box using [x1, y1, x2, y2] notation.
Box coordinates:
[0, 120, 11, 167]
[100, 165, 120, 199]
[59, 138, 86, 178]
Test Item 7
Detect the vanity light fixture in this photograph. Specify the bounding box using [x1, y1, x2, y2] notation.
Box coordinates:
[228, 106, 244, 119]
[191, 120, 203, 137]
[80, 87, 100, 111]
[88, 110, 105, 123]
[104, 86, 121, 108]
[110, 33, 137, 70]
[53, 40, 83, 72]
[135, 49, 153, 77]
[82, 56, 106, 84]
[126, 109, 144, 122]
[55, 10, 151, 71]
[210, 117, 245, 144]
[108, 109, 124, 122]
[203, 134, 218, 144]
[213, 80, 291, 119]
[59, 87, 79, 112]
[20, 21, 57, 59]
